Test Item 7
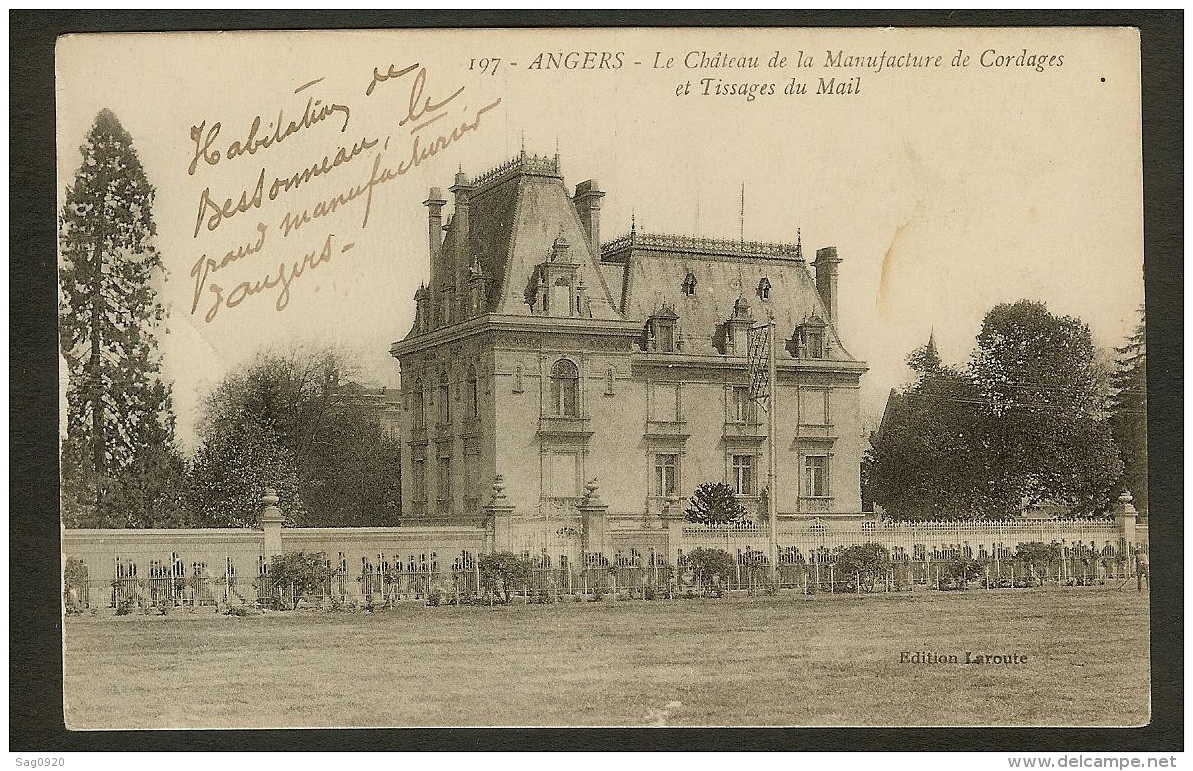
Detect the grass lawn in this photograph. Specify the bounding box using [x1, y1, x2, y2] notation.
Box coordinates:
[63, 585, 1149, 728]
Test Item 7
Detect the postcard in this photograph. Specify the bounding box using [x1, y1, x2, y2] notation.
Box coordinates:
[56, 26, 1147, 729]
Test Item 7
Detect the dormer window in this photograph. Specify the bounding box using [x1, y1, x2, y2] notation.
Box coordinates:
[795, 315, 828, 359]
[682, 272, 697, 296]
[529, 235, 580, 317]
[757, 277, 771, 301]
[645, 306, 680, 352]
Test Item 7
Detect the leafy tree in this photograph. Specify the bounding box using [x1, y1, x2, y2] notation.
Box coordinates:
[187, 423, 304, 527]
[1108, 310, 1147, 511]
[833, 543, 892, 593]
[971, 301, 1122, 513]
[868, 362, 1016, 520]
[683, 547, 736, 595]
[186, 344, 401, 527]
[59, 108, 186, 528]
[478, 552, 532, 603]
[685, 482, 747, 525]
[870, 302, 1123, 521]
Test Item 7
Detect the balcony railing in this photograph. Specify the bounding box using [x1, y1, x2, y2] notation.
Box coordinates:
[538, 415, 593, 437]
[645, 419, 689, 439]
[723, 422, 766, 444]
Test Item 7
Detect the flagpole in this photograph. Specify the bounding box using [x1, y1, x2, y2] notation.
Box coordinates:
[767, 311, 779, 587]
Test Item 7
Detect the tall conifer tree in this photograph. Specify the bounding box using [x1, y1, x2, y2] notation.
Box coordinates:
[1109, 309, 1147, 511]
[59, 109, 181, 527]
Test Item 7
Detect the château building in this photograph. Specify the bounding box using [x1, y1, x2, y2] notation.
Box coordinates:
[390, 151, 867, 549]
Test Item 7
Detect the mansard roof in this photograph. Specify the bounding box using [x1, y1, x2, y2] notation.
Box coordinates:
[601, 232, 856, 360]
[440, 152, 621, 319]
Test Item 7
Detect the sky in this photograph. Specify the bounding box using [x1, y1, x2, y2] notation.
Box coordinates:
[56, 27, 1144, 451]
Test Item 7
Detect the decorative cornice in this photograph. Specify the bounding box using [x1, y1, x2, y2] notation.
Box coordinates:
[470, 152, 562, 195]
[391, 313, 643, 358]
[602, 231, 802, 261]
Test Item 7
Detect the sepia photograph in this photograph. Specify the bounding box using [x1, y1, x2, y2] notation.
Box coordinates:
[49, 23, 1155, 731]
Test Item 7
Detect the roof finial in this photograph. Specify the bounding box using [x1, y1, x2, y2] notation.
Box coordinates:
[630, 209, 636, 235]
[520, 132, 526, 158]
[795, 227, 803, 261]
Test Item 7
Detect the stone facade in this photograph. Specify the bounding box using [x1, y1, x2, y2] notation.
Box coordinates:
[390, 151, 869, 550]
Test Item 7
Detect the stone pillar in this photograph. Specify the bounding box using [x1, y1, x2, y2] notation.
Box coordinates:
[660, 493, 685, 565]
[577, 478, 611, 556]
[259, 488, 284, 556]
[1115, 489, 1138, 551]
[483, 475, 516, 553]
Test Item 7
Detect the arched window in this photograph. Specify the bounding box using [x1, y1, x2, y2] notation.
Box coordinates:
[682, 272, 697, 296]
[466, 366, 479, 418]
[757, 277, 772, 301]
[551, 359, 580, 416]
[437, 371, 451, 424]
[412, 378, 425, 429]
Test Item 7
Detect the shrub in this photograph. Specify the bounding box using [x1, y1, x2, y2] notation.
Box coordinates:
[225, 605, 262, 617]
[265, 551, 333, 601]
[833, 543, 893, 593]
[64, 557, 89, 612]
[427, 587, 447, 606]
[1014, 542, 1061, 586]
[478, 552, 533, 604]
[938, 556, 985, 590]
[684, 548, 736, 596]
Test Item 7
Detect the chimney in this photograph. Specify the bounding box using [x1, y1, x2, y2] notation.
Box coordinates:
[573, 179, 605, 252]
[423, 187, 447, 283]
[814, 246, 841, 327]
[427, 187, 448, 305]
[449, 172, 472, 318]
[450, 170, 472, 246]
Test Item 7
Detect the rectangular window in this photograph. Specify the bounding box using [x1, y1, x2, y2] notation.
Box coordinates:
[412, 386, 426, 429]
[800, 389, 829, 425]
[806, 331, 824, 359]
[438, 378, 451, 424]
[412, 458, 427, 501]
[654, 454, 679, 497]
[437, 456, 451, 502]
[547, 451, 580, 497]
[463, 452, 477, 492]
[658, 324, 675, 352]
[732, 454, 755, 496]
[731, 386, 753, 423]
[805, 455, 828, 497]
[650, 382, 679, 422]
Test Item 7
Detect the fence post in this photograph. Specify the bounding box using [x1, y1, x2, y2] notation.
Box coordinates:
[483, 476, 517, 553]
[258, 489, 284, 558]
[577, 479, 611, 556]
